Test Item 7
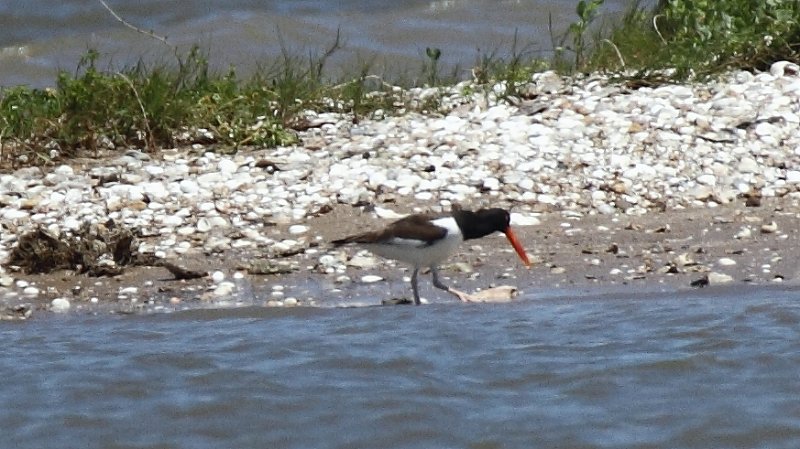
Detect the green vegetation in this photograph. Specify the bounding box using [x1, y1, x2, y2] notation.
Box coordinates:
[1, 48, 299, 166]
[583, 0, 800, 78]
[1, 0, 799, 168]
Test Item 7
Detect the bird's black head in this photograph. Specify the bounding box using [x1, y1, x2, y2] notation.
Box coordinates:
[454, 208, 511, 240]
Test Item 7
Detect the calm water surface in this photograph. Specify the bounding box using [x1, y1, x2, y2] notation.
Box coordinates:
[2, 286, 800, 449]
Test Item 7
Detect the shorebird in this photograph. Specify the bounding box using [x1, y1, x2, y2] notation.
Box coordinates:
[332, 207, 530, 304]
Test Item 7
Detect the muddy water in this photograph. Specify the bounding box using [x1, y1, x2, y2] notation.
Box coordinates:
[1, 0, 643, 88]
[2, 286, 799, 448]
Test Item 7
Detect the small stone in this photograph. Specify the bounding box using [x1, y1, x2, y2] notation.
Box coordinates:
[196, 218, 212, 233]
[213, 282, 235, 297]
[734, 227, 752, 239]
[737, 157, 760, 174]
[672, 253, 694, 267]
[288, 224, 308, 235]
[510, 213, 541, 226]
[119, 286, 139, 295]
[0, 276, 13, 287]
[761, 221, 778, 234]
[451, 262, 473, 273]
[283, 297, 298, 306]
[211, 271, 225, 284]
[347, 255, 378, 269]
[334, 275, 352, 284]
[718, 258, 737, 266]
[22, 286, 40, 297]
[360, 275, 384, 283]
[770, 60, 800, 77]
[179, 179, 200, 194]
[696, 174, 716, 186]
[51, 297, 71, 313]
[374, 207, 407, 220]
[707, 272, 734, 285]
[218, 159, 239, 174]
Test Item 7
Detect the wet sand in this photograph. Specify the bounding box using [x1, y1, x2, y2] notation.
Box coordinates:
[5, 194, 799, 318]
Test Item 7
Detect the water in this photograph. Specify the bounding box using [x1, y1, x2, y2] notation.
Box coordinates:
[2, 286, 800, 448]
[0, 0, 644, 88]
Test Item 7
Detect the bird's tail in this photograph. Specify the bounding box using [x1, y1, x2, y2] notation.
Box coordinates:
[331, 231, 377, 246]
[331, 235, 358, 246]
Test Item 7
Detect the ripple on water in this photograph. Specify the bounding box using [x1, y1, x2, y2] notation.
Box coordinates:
[1, 287, 800, 448]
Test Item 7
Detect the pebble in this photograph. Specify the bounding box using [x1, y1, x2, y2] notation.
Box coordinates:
[51, 297, 71, 313]
[213, 282, 236, 297]
[119, 286, 139, 295]
[734, 227, 752, 239]
[288, 225, 308, 235]
[510, 213, 541, 226]
[760, 221, 778, 233]
[347, 255, 378, 269]
[707, 272, 735, 284]
[360, 275, 384, 283]
[718, 258, 737, 266]
[211, 271, 226, 284]
[0, 276, 13, 287]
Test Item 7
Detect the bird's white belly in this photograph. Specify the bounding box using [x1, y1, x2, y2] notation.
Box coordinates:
[364, 233, 463, 268]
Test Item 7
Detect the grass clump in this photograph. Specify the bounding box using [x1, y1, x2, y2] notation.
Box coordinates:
[0, 47, 302, 167]
[0, 37, 427, 168]
[578, 0, 800, 79]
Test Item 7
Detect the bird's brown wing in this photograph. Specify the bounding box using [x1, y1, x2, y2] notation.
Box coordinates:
[331, 213, 447, 246]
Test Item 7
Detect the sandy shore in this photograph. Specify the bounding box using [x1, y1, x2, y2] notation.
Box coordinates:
[4, 193, 798, 319]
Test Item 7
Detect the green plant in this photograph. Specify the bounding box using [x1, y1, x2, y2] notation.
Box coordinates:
[472, 32, 548, 101]
[658, 0, 800, 74]
[569, 0, 605, 69]
[573, 0, 800, 79]
[424, 47, 442, 86]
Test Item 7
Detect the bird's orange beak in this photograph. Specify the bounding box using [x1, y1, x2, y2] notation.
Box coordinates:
[504, 227, 531, 267]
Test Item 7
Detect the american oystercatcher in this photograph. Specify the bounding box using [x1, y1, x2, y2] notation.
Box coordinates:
[332, 207, 531, 305]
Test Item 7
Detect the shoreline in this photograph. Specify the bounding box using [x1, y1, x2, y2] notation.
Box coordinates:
[2, 65, 800, 318]
[3, 195, 799, 319]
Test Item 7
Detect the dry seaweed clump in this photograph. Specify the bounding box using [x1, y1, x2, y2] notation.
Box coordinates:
[5, 220, 138, 276]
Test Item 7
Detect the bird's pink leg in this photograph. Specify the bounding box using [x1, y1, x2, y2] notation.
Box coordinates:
[431, 267, 476, 302]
